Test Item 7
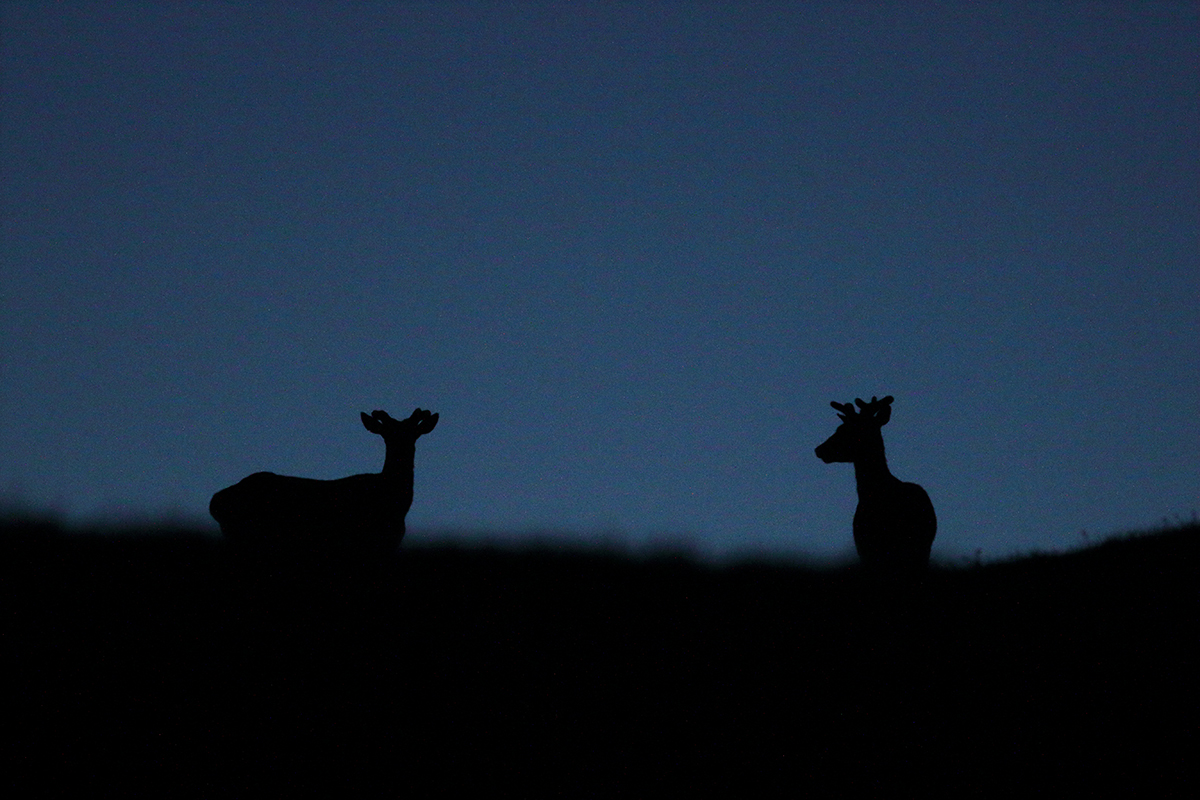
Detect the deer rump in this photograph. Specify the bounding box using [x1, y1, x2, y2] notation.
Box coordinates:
[210, 471, 408, 553]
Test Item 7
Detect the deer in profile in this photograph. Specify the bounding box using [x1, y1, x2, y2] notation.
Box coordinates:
[210, 408, 438, 554]
[815, 396, 936, 570]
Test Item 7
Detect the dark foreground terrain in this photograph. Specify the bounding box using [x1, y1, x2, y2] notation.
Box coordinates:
[4, 518, 1197, 793]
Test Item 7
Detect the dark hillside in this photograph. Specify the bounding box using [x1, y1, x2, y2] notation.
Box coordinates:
[4, 519, 1197, 792]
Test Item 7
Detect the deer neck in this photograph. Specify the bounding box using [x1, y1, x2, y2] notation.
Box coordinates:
[852, 439, 894, 499]
[381, 440, 417, 483]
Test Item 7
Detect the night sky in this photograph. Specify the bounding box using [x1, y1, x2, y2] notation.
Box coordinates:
[2, 3, 1197, 562]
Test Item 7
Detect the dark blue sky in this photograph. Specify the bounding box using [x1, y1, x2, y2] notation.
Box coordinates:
[2, 3, 1197, 561]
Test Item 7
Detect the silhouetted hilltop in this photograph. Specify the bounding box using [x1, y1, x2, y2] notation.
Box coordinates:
[4, 516, 1197, 792]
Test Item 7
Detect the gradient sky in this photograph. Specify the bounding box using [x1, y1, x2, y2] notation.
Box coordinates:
[2, 3, 1197, 562]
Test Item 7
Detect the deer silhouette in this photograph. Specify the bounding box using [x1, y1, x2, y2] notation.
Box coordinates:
[210, 408, 439, 554]
[815, 396, 936, 569]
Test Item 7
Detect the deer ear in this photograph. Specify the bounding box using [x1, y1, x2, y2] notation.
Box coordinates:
[876, 404, 892, 426]
[421, 413, 439, 434]
[361, 412, 385, 434]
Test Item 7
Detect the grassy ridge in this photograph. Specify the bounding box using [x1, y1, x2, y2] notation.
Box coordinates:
[3, 519, 1197, 792]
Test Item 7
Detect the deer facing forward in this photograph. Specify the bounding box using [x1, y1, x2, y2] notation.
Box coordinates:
[815, 396, 935, 569]
[210, 408, 438, 554]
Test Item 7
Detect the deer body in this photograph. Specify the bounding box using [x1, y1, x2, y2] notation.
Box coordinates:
[210, 408, 438, 553]
[816, 396, 936, 569]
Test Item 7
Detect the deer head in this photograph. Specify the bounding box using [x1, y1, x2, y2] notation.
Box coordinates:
[814, 395, 893, 464]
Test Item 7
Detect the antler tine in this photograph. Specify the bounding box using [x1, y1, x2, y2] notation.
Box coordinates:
[830, 400, 855, 416]
[855, 395, 895, 410]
